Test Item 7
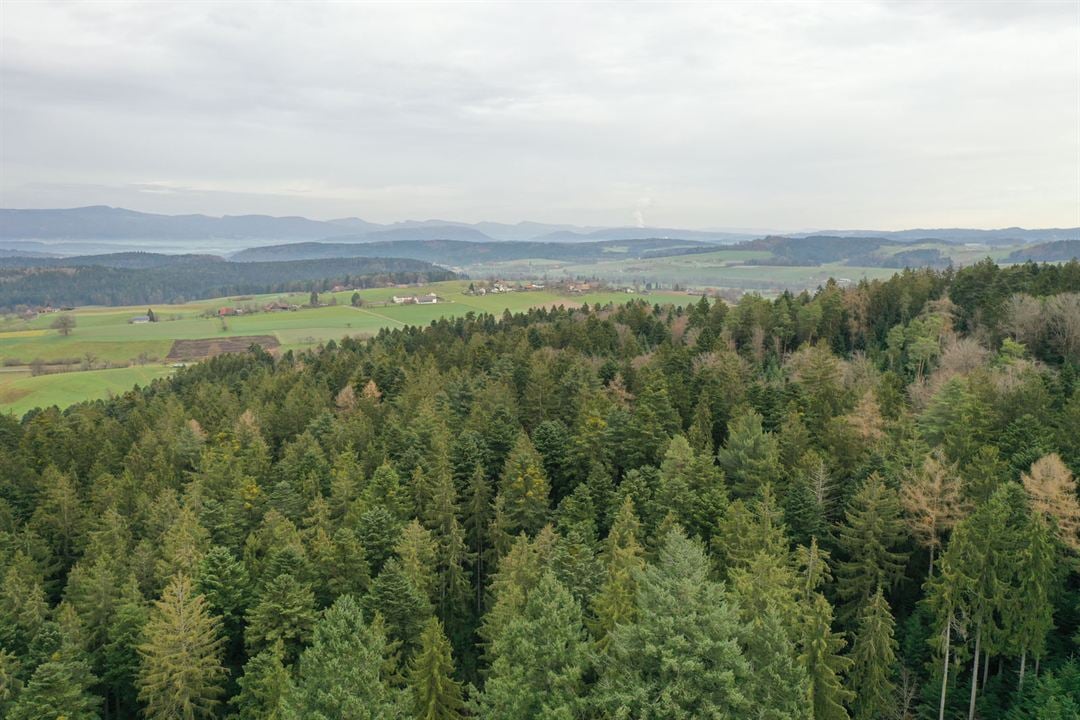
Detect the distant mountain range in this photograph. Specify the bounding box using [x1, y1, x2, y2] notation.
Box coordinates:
[1, 206, 1075, 255]
[230, 238, 716, 264]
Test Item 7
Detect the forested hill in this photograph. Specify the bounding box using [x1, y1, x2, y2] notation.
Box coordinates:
[1006, 239, 1080, 263]
[1, 259, 1079, 718]
[0, 255, 456, 308]
[230, 237, 716, 264]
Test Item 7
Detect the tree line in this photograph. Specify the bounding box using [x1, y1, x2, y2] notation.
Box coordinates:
[0, 259, 1078, 718]
[0, 256, 456, 310]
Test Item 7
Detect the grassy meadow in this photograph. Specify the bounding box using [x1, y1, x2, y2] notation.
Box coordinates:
[0, 280, 677, 415]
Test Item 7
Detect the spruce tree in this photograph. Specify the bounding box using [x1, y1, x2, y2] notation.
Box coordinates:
[847, 588, 897, 720]
[717, 407, 782, 499]
[284, 595, 405, 719]
[229, 641, 290, 720]
[835, 473, 908, 622]
[244, 573, 317, 663]
[364, 558, 432, 657]
[594, 529, 751, 718]
[477, 571, 589, 720]
[9, 645, 100, 720]
[408, 617, 465, 720]
[137, 573, 226, 720]
[493, 433, 551, 542]
[801, 593, 854, 720]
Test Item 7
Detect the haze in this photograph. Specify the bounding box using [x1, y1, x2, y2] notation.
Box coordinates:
[1, 1, 1077, 230]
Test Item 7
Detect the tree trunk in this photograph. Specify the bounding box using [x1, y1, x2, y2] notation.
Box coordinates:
[982, 650, 990, 689]
[939, 616, 952, 720]
[928, 544, 935, 579]
[968, 626, 981, 720]
[1019, 649, 1026, 691]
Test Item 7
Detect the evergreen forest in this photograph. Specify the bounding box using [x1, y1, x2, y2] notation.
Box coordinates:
[2, 258, 1080, 719]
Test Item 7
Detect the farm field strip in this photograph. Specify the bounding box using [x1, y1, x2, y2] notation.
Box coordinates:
[0, 281, 680, 415]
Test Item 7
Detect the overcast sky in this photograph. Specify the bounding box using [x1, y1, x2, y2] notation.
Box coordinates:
[1, 1, 1077, 230]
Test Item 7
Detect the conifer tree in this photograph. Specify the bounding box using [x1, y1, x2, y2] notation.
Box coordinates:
[901, 452, 967, 577]
[717, 408, 782, 498]
[493, 433, 551, 542]
[728, 550, 811, 718]
[801, 593, 854, 720]
[284, 595, 405, 719]
[0, 551, 49, 655]
[847, 588, 897, 720]
[595, 529, 751, 718]
[100, 575, 147, 718]
[244, 573, 317, 663]
[1022, 453, 1080, 551]
[9, 644, 100, 720]
[137, 574, 225, 720]
[591, 496, 646, 649]
[229, 641, 289, 720]
[157, 505, 212, 584]
[477, 571, 589, 720]
[408, 617, 465, 720]
[364, 558, 432, 657]
[835, 473, 908, 621]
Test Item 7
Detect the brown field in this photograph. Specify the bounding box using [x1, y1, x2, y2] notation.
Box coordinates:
[166, 335, 280, 361]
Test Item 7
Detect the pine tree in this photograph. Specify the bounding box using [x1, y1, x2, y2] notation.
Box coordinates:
[230, 641, 290, 720]
[137, 573, 226, 720]
[284, 595, 405, 719]
[835, 473, 908, 622]
[847, 588, 897, 720]
[408, 617, 465, 720]
[477, 571, 589, 720]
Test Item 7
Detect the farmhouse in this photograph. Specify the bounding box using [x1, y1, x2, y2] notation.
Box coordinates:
[218, 307, 238, 317]
[393, 294, 441, 305]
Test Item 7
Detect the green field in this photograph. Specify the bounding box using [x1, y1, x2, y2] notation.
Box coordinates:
[0, 365, 174, 416]
[459, 250, 915, 290]
[0, 281, 680, 415]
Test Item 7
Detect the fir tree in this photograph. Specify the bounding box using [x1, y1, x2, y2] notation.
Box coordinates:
[137, 573, 226, 720]
[717, 408, 782, 499]
[284, 595, 405, 719]
[408, 617, 465, 720]
[835, 473, 908, 622]
[477, 571, 589, 720]
[244, 573, 317, 663]
[595, 529, 751, 718]
[847, 588, 897, 720]
[229, 641, 289, 720]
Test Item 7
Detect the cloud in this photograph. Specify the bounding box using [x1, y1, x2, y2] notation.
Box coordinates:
[1, 1, 1076, 229]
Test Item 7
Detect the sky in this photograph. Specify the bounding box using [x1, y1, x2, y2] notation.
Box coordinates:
[1, 1, 1078, 230]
